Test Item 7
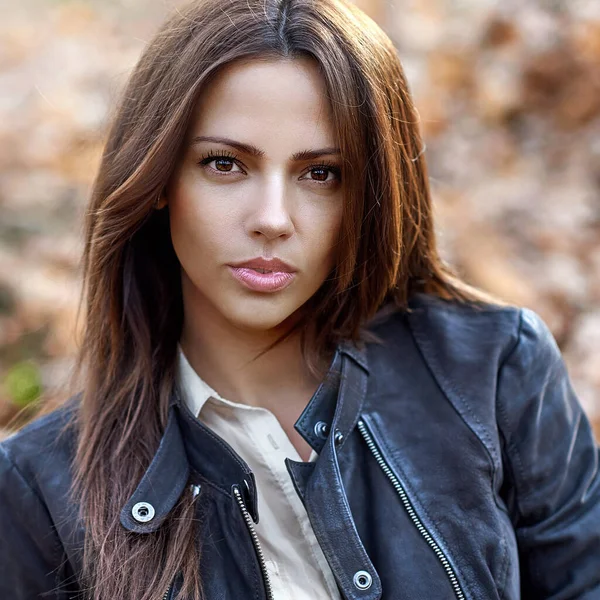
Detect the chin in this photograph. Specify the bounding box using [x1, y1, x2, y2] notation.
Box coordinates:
[223, 302, 301, 333]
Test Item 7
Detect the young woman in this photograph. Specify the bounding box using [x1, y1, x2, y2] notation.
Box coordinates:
[1, 0, 598, 598]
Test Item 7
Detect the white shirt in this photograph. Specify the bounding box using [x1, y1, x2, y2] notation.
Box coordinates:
[176, 347, 342, 599]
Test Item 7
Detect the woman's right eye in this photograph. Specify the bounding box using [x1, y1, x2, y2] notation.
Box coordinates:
[198, 151, 244, 175]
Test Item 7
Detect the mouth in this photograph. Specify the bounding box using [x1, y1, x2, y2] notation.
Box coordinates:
[227, 256, 297, 292]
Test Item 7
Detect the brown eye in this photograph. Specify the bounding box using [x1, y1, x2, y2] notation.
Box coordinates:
[214, 158, 234, 172]
[302, 164, 341, 186]
[310, 168, 329, 182]
[198, 151, 244, 175]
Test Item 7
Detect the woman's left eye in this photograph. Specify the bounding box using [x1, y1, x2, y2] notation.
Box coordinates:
[302, 164, 342, 186]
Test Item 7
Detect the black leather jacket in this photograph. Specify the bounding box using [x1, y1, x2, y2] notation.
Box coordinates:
[1, 294, 599, 599]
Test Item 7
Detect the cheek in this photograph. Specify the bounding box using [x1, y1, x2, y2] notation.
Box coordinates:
[308, 203, 343, 268]
[169, 188, 234, 261]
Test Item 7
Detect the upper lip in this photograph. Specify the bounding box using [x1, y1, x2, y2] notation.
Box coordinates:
[229, 257, 296, 273]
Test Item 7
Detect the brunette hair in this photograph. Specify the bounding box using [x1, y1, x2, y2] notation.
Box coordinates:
[52, 0, 497, 598]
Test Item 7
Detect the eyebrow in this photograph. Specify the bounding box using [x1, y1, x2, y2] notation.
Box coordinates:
[189, 135, 341, 161]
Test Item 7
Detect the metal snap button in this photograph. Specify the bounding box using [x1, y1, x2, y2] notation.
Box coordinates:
[131, 501, 155, 523]
[334, 429, 344, 445]
[314, 421, 329, 439]
[190, 484, 201, 499]
[353, 570, 372, 590]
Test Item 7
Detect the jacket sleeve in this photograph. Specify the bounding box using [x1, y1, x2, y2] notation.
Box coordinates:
[0, 443, 67, 598]
[496, 307, 600, 599]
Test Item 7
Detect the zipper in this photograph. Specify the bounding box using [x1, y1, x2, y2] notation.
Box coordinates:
[161, 581, 173, 600]
[232, 485, 274, 600]
[357, 419, 466, 600]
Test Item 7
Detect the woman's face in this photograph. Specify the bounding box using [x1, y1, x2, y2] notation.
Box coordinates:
[165, 57, 344, 334]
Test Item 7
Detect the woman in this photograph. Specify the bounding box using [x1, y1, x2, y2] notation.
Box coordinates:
[0, 0, 598, 598]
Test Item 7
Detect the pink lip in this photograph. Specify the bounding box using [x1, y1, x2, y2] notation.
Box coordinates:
[228, 266, 296, 292]
[227, 257, 297, 292]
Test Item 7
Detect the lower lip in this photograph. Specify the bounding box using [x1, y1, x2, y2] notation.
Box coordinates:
[228, 266, 296, 292]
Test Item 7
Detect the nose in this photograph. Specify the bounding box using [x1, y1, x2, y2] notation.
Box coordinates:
[246, 175, 294, 241]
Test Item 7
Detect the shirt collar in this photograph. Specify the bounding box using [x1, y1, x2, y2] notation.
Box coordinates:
[176, 344, 226, 417]
[177, 345, 271, 416]
[122, 340, 369, 532]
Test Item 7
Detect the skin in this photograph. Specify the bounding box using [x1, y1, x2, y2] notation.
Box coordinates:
[162, 57, 344, 460]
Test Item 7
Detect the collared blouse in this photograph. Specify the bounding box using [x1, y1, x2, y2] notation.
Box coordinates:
[176, 346, 342, 599]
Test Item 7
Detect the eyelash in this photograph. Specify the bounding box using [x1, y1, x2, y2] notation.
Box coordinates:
[197, 150, 342, 186]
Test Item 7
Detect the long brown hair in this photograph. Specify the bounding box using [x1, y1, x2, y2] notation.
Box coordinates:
[56, 0, 497, 598]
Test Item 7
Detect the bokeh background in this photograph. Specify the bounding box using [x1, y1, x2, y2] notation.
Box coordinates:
[1, 0, 599, 438]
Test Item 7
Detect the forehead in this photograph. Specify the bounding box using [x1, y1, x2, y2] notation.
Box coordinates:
[187, 57, 337, 145]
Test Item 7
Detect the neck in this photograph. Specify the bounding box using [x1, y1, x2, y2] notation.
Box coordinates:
[179, 293, 326, 414]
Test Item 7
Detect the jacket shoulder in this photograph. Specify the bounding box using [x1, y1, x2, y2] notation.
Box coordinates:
[369, 292, 522, 364]
[367, 293, 525, 470]
[407, 292, 522, 355]
[0, 396, 81, 597]
[0, 395, 80, 490]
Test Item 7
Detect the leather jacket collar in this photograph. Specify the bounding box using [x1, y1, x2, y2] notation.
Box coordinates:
[119, 340, 369, 534]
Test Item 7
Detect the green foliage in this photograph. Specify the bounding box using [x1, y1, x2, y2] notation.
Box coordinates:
[3, 362, 42, 407]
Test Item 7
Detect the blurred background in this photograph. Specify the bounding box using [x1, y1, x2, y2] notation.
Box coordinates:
[0, 0, 599, 438]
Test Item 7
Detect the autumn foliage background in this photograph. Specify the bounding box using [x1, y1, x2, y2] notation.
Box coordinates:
[1, 0, 599, 438]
